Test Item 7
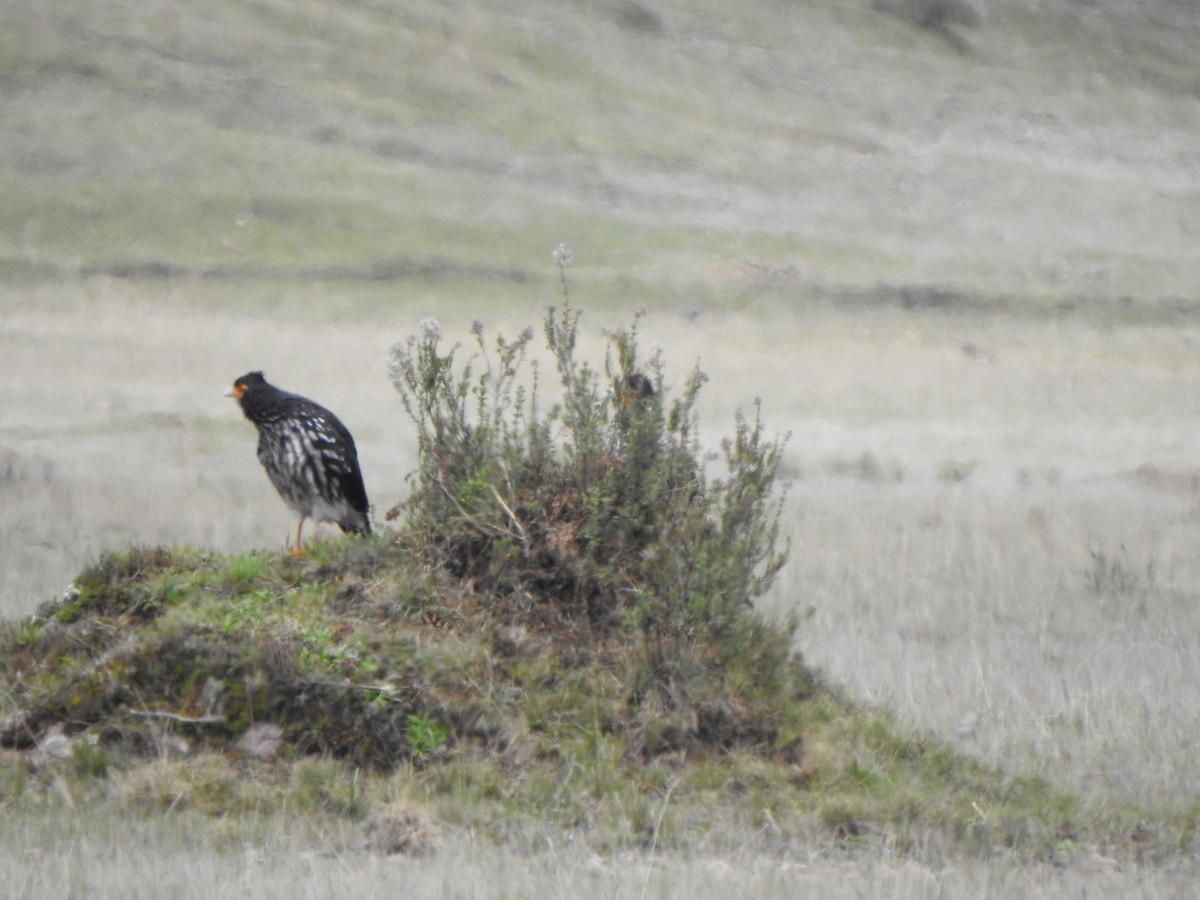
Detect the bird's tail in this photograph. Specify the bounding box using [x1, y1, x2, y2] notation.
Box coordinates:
[340, 514, 371, 536]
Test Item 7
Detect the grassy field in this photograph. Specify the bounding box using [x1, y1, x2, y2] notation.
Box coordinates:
[7, 805, 1198, 899]
[2, 0, 1200, 895]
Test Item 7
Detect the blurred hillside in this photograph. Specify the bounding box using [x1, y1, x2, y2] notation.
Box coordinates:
[1, 0, 1198, 301]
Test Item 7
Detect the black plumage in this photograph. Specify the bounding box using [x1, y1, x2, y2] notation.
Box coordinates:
[622, 373, 655, 403]
[228, 371, 370, 554]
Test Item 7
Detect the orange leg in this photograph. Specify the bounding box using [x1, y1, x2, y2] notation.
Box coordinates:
[289, 517, 307, 556]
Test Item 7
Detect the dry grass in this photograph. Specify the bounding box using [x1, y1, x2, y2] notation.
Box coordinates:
[0, 805, 1167, 900]
[2, 806, 1198, 900]
[745, 311, 1200, 812]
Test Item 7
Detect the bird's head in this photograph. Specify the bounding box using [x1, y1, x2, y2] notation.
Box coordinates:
[226, 371, 268, 401]
[619, 373, 655, 407]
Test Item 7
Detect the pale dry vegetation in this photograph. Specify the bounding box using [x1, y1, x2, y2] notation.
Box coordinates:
[749, 311, 1200, 813]
[4, 807, 1199, 900]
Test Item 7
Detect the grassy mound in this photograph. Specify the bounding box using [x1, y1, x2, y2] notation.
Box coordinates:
[0, 533, 805, 769]
[0, 300, 1182, 861]
[2, 539, 1175, 861]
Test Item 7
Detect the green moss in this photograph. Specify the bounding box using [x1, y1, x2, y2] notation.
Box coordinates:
[222, 553, 271, 589]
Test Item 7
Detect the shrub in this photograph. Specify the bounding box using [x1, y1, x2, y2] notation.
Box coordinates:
[386, 272, 791, 676]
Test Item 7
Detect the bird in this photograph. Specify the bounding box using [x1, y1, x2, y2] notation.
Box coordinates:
[613, 372, 660, 480]
[227, 371, 370, 554]
[619, 373, 655, 406]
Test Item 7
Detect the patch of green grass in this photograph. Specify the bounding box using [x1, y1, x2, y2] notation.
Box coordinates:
[221, 553, 271, 589]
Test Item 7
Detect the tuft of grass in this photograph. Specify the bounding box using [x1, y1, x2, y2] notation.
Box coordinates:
[937, 458, 977, 485]
[824, 451, 904, 484]
[1084, 545, 1157, 599]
